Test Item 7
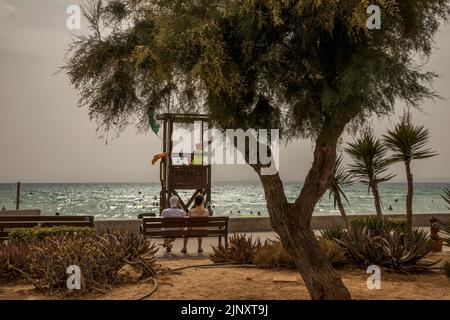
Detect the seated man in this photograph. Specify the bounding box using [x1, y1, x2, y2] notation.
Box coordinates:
[161, 195, 186, 252]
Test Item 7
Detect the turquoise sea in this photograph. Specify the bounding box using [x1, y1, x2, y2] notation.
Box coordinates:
[0, 182, 448, 219]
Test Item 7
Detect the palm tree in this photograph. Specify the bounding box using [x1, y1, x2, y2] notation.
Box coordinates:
[383, 112, 437, 233]
[345, 130, 395, 220]
[441, 188, 450, 210]
[328, 155, 354, 226]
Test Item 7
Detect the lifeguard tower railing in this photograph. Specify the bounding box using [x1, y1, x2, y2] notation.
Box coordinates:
[156, 113, 212, 215]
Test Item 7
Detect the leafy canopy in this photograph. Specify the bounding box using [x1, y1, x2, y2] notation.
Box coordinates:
[64, 0, 450, 140]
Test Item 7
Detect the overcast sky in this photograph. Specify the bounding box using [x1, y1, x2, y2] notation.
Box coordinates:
[0, 0, 449, 183]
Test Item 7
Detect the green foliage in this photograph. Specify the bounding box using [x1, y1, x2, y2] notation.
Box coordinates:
[320, 226, 345, 241]
[350, 216, 407, 235]
[444, 261, 450, 278]
[441, 188, 450, 210]
[337, 227, 435, 274]
[9, 226, 95, 243]
[383, 112, 438, 163]
[63, 0, 449, 138]
[345, 131, 395, 189]
[27, 232, 158, 293]
[209, 234, 261, 264]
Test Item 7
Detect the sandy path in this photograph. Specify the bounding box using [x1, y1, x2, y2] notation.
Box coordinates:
[1, 255, 449, 300]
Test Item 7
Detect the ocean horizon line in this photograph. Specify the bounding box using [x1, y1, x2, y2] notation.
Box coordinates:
[1, 180, 450, 185]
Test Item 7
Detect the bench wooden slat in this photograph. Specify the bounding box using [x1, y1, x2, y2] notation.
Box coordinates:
[0, 216, 92, 222]
[142, 216, 229, 247]
[0, 231, 9, 240]
[0, 215, 95, 241]
[0, 221, 93, 228]
[143, 217, 228, 223]
[144, 229, 226, 238]
[144, 222, 227, 229]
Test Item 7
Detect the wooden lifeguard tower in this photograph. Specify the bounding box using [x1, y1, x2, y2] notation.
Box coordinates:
[156, 113, 212, 215]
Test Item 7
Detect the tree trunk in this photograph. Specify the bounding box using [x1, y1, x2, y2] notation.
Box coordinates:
[254, 130, 351, 300]
[371, 183, 383, 220]
[335, 193, 349, 226]
[405, 160, 414, 233]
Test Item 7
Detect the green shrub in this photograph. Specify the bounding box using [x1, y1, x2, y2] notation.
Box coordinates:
[9, 226, 95, 243]
[319, 238, 345, 266]
[350, 216, 407, 235]
[320, 226, 345, 241]
[444, 261, 450, 278]
[0, 242, 30, 282]
[253, 240, 296, 269]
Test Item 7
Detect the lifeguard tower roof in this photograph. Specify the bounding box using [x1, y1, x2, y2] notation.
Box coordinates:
[156, 113, 211, 122]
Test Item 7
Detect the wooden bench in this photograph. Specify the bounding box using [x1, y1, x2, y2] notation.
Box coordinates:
[0, 215, 95, 241]
[142, 216, 229, 247]
[0, 209, 41, 216]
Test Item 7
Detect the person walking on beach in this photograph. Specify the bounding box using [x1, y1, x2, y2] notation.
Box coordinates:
[161, 195, 186, 252]
[181, 195, 209, 254]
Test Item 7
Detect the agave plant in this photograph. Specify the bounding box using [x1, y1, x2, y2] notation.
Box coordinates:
[27, 232, 159, 293]
[435, 217, 450, 246]
[345, 130, 395, 220]
[209, 234, 261, 264]
[444, 261, 450, 278]
[441, 188, 450, 210]
[337, 227, 435, 274]
[253, 239, 296, 268]
[328, 155, 354, 225]
[383, 112, 437, 233]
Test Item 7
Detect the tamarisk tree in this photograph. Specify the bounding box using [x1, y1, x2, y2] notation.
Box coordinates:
[64, 0, 450, 299]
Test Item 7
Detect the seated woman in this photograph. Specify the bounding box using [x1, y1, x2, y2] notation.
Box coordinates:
[181, 195, 209, 254]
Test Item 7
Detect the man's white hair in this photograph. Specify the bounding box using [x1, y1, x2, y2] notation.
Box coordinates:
[169, 195, 179, 208]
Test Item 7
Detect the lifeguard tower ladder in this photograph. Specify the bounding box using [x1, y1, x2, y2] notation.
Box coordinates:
[156, 113, 212, 215]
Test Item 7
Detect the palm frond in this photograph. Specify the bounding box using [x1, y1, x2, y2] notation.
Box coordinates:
[328, 155, 354, 207]
[441, 188, 450, 210]
[383, 112, 438, 163]
[345, 131, 395, 191]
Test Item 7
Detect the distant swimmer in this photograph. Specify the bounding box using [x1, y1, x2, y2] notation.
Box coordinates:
[1, 206, 5, 210]
[257, 211, 261, 216]
[388, 205, 393, 211]
[395, 199, 399, 203]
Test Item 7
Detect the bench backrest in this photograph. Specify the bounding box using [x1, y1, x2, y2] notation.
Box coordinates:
[142, 216, 229, 238]
[0, 215, 95, 241]
[0, 209, 41, 216]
